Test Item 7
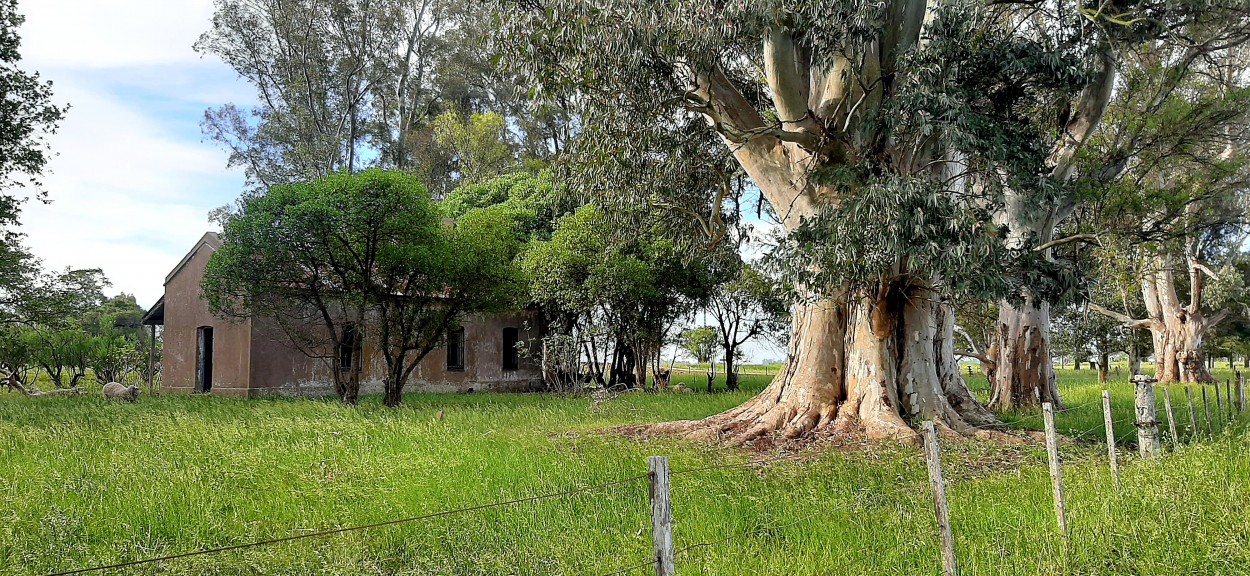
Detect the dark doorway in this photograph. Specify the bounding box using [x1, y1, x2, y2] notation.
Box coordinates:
[196, 326, 214, 392]
[502, 327, 519, 371]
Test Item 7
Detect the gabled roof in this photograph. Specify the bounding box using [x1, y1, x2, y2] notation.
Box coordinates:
[141, 295, 164, 326]
[165, 231, 222, 286]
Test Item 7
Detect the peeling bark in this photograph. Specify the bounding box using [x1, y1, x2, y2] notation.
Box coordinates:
[990, 293, 1060, 409]
[640, 283, 1001, 444]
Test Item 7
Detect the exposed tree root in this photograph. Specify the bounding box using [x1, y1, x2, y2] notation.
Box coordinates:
[627, 288, 1025, 447]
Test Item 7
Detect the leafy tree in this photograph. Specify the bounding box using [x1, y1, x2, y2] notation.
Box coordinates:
[1079, 47, 1250, 383]
[204, 169, 524, 406]
[1053, 305, 1126, 384]
[432, 110, 519, 188]
[677, 325, 719, 392]
[523, 204, 717, 389]
[497, 0, 1092, 440]
[707, 261, 788, 391]
[196, 0, 563, 192]
[0, 0, 67, 200]
[0, 325, 34, 387]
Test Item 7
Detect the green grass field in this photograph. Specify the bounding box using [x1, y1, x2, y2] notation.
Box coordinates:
[2, 368, 1248, 575]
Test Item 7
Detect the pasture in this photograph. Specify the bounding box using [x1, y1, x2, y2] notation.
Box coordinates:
[2, 368, 1248, 575]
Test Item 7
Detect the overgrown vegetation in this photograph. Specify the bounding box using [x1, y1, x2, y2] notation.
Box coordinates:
[2, 368, 1247, 576]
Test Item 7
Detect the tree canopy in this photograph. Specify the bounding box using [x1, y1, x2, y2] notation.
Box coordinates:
[203, 169, 524, 405]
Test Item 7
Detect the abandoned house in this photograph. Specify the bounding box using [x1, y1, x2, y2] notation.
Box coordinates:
[141, 232, 542, 397]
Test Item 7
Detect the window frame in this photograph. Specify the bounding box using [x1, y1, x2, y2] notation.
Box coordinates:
[446, 327, 466, 372]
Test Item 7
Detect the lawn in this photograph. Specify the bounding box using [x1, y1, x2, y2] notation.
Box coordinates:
[1, 368, 1248, 575]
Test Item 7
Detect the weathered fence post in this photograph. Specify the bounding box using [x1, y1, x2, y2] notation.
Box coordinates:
[648, 456, 674, 576]
[1042, 403, 1068, 535]
[1133, 375, 1161, 458]
[1202, 386, 1214, 437]
[1216, 381, 1225, 422]
[1239, 373, 1246, 415]
[1226, 379, 1235, 421]
[1186, 387, 1199, 440]
[1102, 390, 1120, 488]
[1162, 386, 1178, 449]
[921, 421, 959, 576]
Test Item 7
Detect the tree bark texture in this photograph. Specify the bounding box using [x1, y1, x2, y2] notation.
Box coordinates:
[989, 294, 1060, 409]
[645, 283, 999, 444]
[1141, 257, 1220, 384]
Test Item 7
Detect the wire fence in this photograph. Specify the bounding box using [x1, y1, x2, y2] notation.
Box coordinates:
[41, 377, 1247, 576]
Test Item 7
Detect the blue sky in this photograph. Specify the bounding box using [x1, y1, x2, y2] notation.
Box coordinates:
[17, 0, 252, 309]
[15, 1, 790, 363]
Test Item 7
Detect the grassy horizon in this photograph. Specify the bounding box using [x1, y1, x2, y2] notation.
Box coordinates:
[2, 368, 1248, 575]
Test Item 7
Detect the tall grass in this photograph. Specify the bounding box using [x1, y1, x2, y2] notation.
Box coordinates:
[1, 367, 1247, 575]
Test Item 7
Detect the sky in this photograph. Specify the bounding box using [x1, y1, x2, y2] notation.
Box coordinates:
[12, 1, 790, 364]
[16, 0, 253, 310]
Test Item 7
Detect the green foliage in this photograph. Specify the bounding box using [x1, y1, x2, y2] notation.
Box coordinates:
[677, 326, 718, 363]
[0, 0, 67, 198]
[204, 169, 524, 404]
[441, 170, 566, 241]
[3, 368, 1249, 575]
[432, 110, 519, 186]
[197, 0, 565, 193]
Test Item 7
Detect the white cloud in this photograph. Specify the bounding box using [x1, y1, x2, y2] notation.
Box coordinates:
[20, 0, 217, 69]
[13, 0, 252, 309]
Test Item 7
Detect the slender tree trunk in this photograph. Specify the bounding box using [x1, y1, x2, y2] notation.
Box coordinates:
[1098, 353, 1109, 384]
[383, 356, 405, 407]
[724, 343, 739, 392]
[990, 293, 1060, 410]
[633, 341, 649, 391]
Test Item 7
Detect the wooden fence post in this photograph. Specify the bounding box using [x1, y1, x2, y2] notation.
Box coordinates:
[1216, 381, 1225, 422]
[1133, 376, 1161, 458]
[1102, 390, 1120, 488]
[1239, 373, 1246, 415]
[1162, 386, 1178, 448]
[648, 456, 675, 576]
[1042, 403, 1069, 535]
[921, 421, 959, 576]
[1186, 387, 1198, 441]
[1226, 379, 1235, 421]
[1202, 386, 1213, 437]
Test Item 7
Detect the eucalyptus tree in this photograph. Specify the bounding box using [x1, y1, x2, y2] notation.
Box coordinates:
[1077, 42, 1250, 383]
[0, 0, 66, 200]
[198, 0, 566, 191]
[496, 0, 1128, 442]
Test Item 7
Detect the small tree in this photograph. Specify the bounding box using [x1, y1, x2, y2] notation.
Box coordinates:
[707, 262, 788, 391]
[204, 169, 523, 406]
[678, 326, 718, 392]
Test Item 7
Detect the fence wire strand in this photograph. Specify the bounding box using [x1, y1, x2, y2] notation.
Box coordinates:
[45, 472, 651, 576]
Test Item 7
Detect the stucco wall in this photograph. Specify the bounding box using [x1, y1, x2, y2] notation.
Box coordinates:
[161, 240, 252, 396]
[160, 233, 542, 398]
[247, 310, 543, 396]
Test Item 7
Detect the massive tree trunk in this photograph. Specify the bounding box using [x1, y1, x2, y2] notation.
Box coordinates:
[988, 45, 1116, 409]
[1143, 255, 1225, 384]
[645, 283, 999, 444]
[1094, 254, 1228, 384]
[990, 293, 1060, 409]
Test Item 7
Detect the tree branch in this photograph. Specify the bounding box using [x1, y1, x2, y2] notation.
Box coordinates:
[763, 28, 819, 137]
[1035, 233, 1102, 252]
[1089, 303, 1153, 329]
